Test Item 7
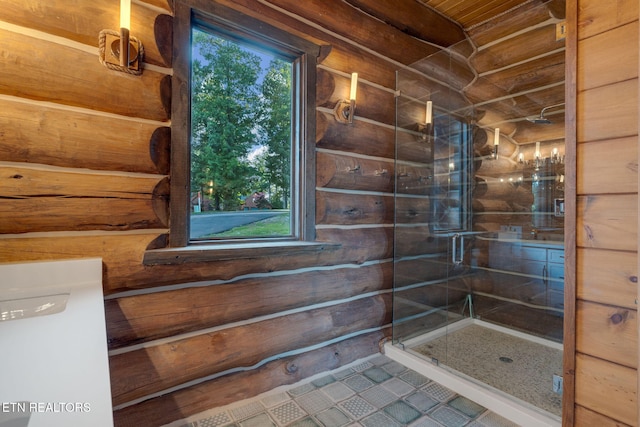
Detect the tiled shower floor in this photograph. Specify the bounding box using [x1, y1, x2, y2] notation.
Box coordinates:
[410, 323, 562, 416]
[164, 354, 519, 427]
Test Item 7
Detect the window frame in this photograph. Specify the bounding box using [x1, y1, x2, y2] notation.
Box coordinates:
[168, 0, 319, 250]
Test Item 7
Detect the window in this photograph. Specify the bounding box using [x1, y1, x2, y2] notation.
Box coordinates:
[190, 28, 295, 240]
[166, 1, 319, 254]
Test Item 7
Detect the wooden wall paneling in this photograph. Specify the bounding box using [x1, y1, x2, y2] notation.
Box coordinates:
[316, 191, 394, 225]
[576, 300, 638, 368]
[394, 257, 449, 288]
[395, 95, 434, 132]
[396, 71, 469, 118]
[396, 131, 432, 164]
[0, 28, 170, 121]
[471, 25, 565, 74]
[577, 248, 638, 309]
[316, 151, 394, 192]
[479, 85, 565, 123]
[1, 0, 172, 67]
[106, 262, 393, 348]
[392, 312, 448, 342]
[577, 137, 639, 195]
[633, 3, 640, 424]
[396, 91, 477, 136]
[111, 330, 388, 427]
[395, 164, 432, 196]
[395, 281, 461, 318]
[0, 98, 170, 174]
[143, 228, 393, 277]
[472, 179, 533, 208]
[109, 294, 391, 405]
[342, 0, 466, 49]
[262, 0, 441, 65]
[394, 226, 446, 258]
[0, 165, 163, 199]
[577, 194, 638, 251]
[316, 227, 394, 260]
[316, 68, 336, 105]
[578, 21, 639, 91]
[137, 247, 388, 291]
[410, 53, 475, 92]
[479, 51, 566, 95]
[637, 3, 640, 425]
[0, 199, 165, 234]
[208, 0, 448, 87]
[574, 406, 633, 427]
[575, 353, 638, 426]
[318, 70, 395, 126]
[140, 0, 173, 13]
[0, 168, 168, 233]
[513, 121, 565, 144]
[316, 111, 395, 159]
[467, 0, 556, 46]
[578, 79, 638, 143]
[564, 0, 578, 423]
[0, 231, 389, 293]
[395, 195, 431, 225]
[472, 215, 528, 230]
[574, 0, 639, 423]
[473, 157, 526, 179]
[577, 0, 638, 40]
[319, 45, 396, 90]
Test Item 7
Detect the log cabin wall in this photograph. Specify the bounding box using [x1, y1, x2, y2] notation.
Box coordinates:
[572, 0, 639, 425]
[0, 1, 459, 425]
[2, 0, 639, 425]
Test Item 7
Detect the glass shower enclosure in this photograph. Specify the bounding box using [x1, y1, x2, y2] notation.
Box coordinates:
[391, 47, 565, 423]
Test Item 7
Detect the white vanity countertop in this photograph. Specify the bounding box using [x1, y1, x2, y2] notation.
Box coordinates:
[476, 235, 564, 248]
[0, 258, 113, 427]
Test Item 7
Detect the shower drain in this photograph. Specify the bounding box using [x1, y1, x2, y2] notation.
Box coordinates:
[499, 356, 514, 363]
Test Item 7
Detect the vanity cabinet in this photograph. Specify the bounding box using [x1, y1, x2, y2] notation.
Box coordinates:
[488, 240, 564, 290]
[518, 246, 564, 290]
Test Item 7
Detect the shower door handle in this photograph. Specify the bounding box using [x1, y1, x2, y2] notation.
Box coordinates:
[452, 234, 464, 265]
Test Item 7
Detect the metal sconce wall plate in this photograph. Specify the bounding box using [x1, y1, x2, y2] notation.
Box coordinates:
[99, 29, 144, 75]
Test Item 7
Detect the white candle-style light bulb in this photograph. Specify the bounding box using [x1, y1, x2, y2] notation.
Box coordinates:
[494, 128, 500, 146]
[120, 0, 131, 30]
[119, 0, 132, 67]
[349, 73, 358, 101]
[426, 101, 433, 125]
[535, 141, 541, 159]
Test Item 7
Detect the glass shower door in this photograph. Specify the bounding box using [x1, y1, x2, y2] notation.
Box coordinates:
[392, 57, 475, 366]
[391, 43, 565, 420]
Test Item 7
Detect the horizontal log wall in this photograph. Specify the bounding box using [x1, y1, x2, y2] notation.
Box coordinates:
[574, 0, 639, 424]
[4, 1, 638, 425]
[0, 1, 460, 426]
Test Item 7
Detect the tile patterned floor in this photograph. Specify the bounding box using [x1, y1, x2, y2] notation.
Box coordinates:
[165, 354, 520, 427]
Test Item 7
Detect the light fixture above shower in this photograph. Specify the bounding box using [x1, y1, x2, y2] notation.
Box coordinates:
[526, 103, 565, 124]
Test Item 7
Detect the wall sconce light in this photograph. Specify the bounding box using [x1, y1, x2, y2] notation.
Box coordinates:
[99, 0, 144, 75]
[493, 128, 500, 159]
[334, 72, 358, 124]
[418, 101, 433, 140]
[519, 142, 564, 168]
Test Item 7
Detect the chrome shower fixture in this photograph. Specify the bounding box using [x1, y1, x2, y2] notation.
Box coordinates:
[526, 103, 565, 124]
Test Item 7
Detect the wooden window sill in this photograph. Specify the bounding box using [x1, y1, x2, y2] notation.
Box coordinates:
[143, 241, 341, 265]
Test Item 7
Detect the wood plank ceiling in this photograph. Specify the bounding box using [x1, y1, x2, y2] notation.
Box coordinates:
[352, 0, 566, 146]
